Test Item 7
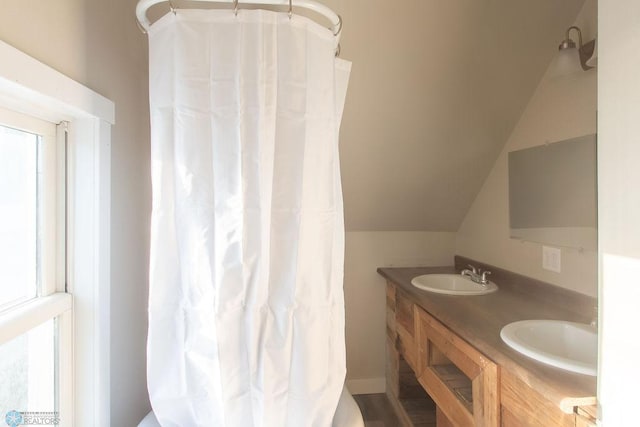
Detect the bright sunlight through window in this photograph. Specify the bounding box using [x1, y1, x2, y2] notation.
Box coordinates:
[0, 108, 71, 426]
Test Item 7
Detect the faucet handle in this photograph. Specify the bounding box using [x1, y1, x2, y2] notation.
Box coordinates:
[480, 270, 491, 283]
[467, 264, 478, 274]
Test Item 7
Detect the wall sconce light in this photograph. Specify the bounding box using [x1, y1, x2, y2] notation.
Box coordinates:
[558, 26, 596, 72]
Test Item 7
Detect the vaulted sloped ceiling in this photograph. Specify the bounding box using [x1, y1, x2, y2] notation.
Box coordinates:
[331, 0, 586, 231]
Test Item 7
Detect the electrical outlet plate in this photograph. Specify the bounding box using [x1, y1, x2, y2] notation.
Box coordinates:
[542, 246, 561, 273]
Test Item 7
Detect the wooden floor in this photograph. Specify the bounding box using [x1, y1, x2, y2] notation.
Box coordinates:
[353, 393, 402, 427]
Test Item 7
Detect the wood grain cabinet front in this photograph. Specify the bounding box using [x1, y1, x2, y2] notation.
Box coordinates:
[395, 288, 419, 372]
[500, 370, 574, 427]
[500, 370, 597, 427]
[415, 307, 500, 427]
[386, 282, 439, 426]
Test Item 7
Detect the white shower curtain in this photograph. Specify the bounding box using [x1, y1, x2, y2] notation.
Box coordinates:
[146, 9, 351, 427]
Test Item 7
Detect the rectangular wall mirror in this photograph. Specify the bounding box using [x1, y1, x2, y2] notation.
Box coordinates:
[508, 134, 597, 250]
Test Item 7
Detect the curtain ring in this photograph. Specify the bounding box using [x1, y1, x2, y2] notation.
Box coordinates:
[169, 0, 176, 15]
[136, 18, 148, 35]
[333, 15, 343, 36]
[288, 0, 292, 20]
[234, 0, 239, 16]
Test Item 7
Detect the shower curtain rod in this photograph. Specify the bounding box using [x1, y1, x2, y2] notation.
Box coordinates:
[136, 0, 342, 37]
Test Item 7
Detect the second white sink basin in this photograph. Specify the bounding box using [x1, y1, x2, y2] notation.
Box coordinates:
[411, 274, 498, 295]
[500, 320, 597, 376]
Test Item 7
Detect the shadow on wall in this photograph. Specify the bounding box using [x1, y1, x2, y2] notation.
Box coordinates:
[84, 0, 152, 425]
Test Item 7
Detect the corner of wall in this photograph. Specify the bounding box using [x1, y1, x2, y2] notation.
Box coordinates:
[343, 231, 456, 392]
[454, 0, 598, 297]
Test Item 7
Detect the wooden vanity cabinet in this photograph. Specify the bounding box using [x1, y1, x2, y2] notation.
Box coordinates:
[381, 264, 598, 427]
[386, 281, 499, 426]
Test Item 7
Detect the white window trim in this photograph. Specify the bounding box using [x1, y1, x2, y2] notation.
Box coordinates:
[0, 40, 114, 427]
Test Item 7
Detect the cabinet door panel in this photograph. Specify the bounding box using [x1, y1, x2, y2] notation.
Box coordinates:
[500, 370, 574, 427]
[416, 307, 499, 427]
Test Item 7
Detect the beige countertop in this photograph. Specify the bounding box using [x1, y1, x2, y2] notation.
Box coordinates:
[377, 262, 597, 413]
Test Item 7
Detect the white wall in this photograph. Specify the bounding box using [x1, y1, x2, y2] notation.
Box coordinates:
[456, 0, 598, 297]
[597, 0, 640, 424]
[343, 231, 455, 392]
[0, 1, 151, 425]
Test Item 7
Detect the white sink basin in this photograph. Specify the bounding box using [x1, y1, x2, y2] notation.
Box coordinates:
[500, 320, 597, 376]
[410, 274, 498, 295]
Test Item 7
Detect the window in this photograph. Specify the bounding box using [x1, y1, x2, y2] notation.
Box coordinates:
[0, 39, 114, 426]
[0, 107, 71, 426]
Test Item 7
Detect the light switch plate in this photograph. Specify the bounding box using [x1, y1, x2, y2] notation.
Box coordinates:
[542, 246, 561, 273]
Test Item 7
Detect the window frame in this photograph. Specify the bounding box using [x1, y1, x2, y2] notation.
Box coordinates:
[0, 107, 60, 307]
[0, 40, 114, 427]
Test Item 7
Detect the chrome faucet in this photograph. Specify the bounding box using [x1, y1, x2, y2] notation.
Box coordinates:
[461, 264, 492, 286]
[461, 264, 478, 279]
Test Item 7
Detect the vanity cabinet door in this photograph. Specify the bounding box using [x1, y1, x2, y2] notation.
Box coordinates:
[501, 371, 597, 427]
[500, 370, 574, 427]
[416, 307, 499, 427]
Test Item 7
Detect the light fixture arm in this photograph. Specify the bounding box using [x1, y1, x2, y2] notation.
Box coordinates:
[566, 26, 584, 48]
[558, 25, 596, 71]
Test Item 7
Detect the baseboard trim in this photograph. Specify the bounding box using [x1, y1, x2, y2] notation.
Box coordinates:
[346, 377, 386, 395]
